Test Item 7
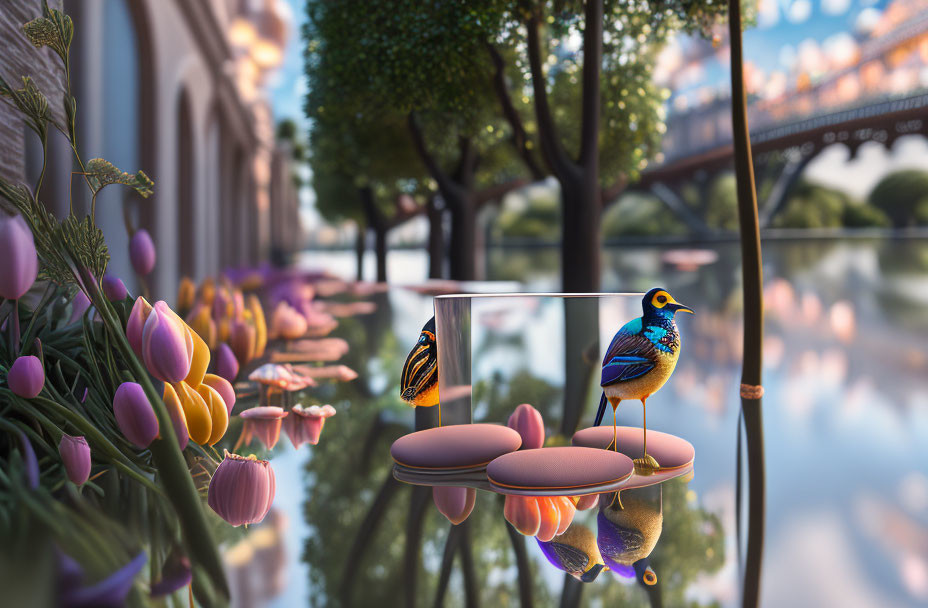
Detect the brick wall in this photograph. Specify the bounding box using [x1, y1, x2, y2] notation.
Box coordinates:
[0, 0, 68, 184]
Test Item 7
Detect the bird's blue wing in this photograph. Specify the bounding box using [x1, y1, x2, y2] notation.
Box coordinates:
[601, 321, 659, 387]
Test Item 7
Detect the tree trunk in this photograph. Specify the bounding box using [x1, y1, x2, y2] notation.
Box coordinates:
[559, 173, 602, 292]
[427, 196, 444, 279]
[355, 223, 366, 281]
[374, 225, 388, 283]
[447, 195, 477, 281]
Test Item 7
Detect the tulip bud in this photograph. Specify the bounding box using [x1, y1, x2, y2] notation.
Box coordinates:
[214, 342, 239, 382]
[199, 279, 216, 306]
[433, 486, 476, 525]
[507, 403, 545, 450]
[113, 382, 159, 448]
[202, 373, 235, 415]
[129, 229, 156, 276]
[207, 452, 276, 527]
[186, 304, 217, 350]
[229, 320, 256, 368]
[184, 328, 210, 388]
[161, 383, 189, 450]
[197, 383, 229, 445]
[270, 302, 307, 340]
[126, 297, 153, 357]
[247, 295, 267, 358]
[176, 277, 196, 314]
[70, 291, 92, 325]
[239, 406, 287, 450]
[142, 301, 194, 383]
[574, 494, 599, 511]
[0, 213, 38, 300]
[58, 435, 91, 485]
[7, 355, 44, 398]
[283, 404, 335, 448]
[503, 496, 575, 542]
[171, 382, 212, 445]
[150, 547, 192, 598]
[102, 275, 128, 301]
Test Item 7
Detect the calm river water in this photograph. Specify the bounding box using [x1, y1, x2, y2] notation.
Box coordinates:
[243, 238, 928, 608]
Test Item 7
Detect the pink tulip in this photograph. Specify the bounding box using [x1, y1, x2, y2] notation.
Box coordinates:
[70, 291, 92, 324]
[284, 404, 335, 448]
[214, 342, 239, 382]
[113, 382, 159, 448]
[7, 355, 44, 398]
[229, 320, 256, 367]
[129, 229, 156, 276]
[142, 301, 194, 383]
[507, 403, 545, 450]
[270, 302, 308, 340]
[207, 452, 276, 527]
[150, 548, 192, 598]
[433, 486, 476, 525]
[126, 297, 153, 357]
[202, 373, 235, 415]
[239, 406, 288, 450]
[503, 495, 575, 542]
[102, 275, 128, 301]
[58, 435, 91, 485]
[0, 213, 38, 300]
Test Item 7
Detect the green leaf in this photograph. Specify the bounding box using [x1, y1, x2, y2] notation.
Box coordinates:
[0, 76, 50, 137]
[59, 214, 109, 280]
[21, 3, 73, 66]
[84, 158, 155, 198]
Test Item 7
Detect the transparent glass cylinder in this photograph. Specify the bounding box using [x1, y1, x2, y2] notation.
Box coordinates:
[428, 293, 643, 431]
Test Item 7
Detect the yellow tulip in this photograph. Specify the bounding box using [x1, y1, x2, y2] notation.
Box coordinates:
[247, 295, 267, 358]
[197, 383, 229, 445]
[199, 278, 216, 306]
[184, 327, 210, 388]
[218, 318, 231, 343]
[186, 304, 217, 350]
[172, 381, 212, 444]
[177, 276, 196, 314]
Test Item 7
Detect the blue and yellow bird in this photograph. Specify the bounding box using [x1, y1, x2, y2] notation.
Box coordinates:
[595, 288, 693, 472]
[537, 523, 606, 583]
[400, 317, 439, 408]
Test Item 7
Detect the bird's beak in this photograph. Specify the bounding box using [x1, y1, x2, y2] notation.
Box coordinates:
[580, 562, 605, 583]
[668, 301, 694, 315]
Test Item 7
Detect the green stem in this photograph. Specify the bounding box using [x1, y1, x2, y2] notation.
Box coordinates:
[83, 277, 228, 604]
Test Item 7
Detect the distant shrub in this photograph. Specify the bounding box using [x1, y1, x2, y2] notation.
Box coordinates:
[842, 202, 891, 228]
[602, 192, 688, 237]
[868, 170, 928, 227]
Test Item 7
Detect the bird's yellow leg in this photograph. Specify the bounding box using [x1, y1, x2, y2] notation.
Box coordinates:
[607, 489, 625, 510]
[634, 396, 660, 474]
[607, 396, 621, 452]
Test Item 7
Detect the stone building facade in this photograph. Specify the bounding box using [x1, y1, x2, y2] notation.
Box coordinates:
[0, 0, 302, 298]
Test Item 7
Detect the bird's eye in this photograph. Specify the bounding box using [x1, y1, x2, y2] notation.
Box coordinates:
[643, 571, 657, 586]
[657, 295, 667, 304]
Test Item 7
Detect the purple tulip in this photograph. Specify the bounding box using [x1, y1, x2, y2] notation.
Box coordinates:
[507, 403, 545, 450]
[57, 550, 147, 607]
[239, 406, 288, 449]
[215, 342, 240, 382]
[7, 355, 44, 398]
[102, 275, 128, 301]
[433, 486, 476, 525]
[58, 435, 91, 485]
[129, 229, 156, 276]
[70, 291, 92, 324]
[284, 404, 335, 448]
[113, 382, 159, 448]
[207, 452, 276, 527]
[149, 548, 192, 598]
[141, 301, 193, 383]
[0, 213, 38, 299]
[126, 297, 152, 357]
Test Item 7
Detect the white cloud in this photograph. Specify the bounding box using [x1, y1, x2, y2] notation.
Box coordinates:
[787, 0, 813, 23]
[855, 7, 882, 34]
[757, 0, 780, 28]
[822, 0, 851, 16]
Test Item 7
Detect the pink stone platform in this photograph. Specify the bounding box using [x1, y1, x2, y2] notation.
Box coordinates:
[391, 423, 522, 481]
[571, 426, 695, 489]
[486, 446, 634, 496]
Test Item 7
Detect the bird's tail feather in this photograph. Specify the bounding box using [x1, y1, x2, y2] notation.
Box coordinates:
[594, 392, 607, 427]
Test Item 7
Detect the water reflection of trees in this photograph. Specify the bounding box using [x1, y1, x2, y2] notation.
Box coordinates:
[302, 302, 726, 606]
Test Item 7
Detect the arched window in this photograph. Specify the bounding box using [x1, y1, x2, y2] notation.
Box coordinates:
[177, 90, 196, 278]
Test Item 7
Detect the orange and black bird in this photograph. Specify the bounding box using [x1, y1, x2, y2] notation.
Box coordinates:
[400, 317, 439, 408]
